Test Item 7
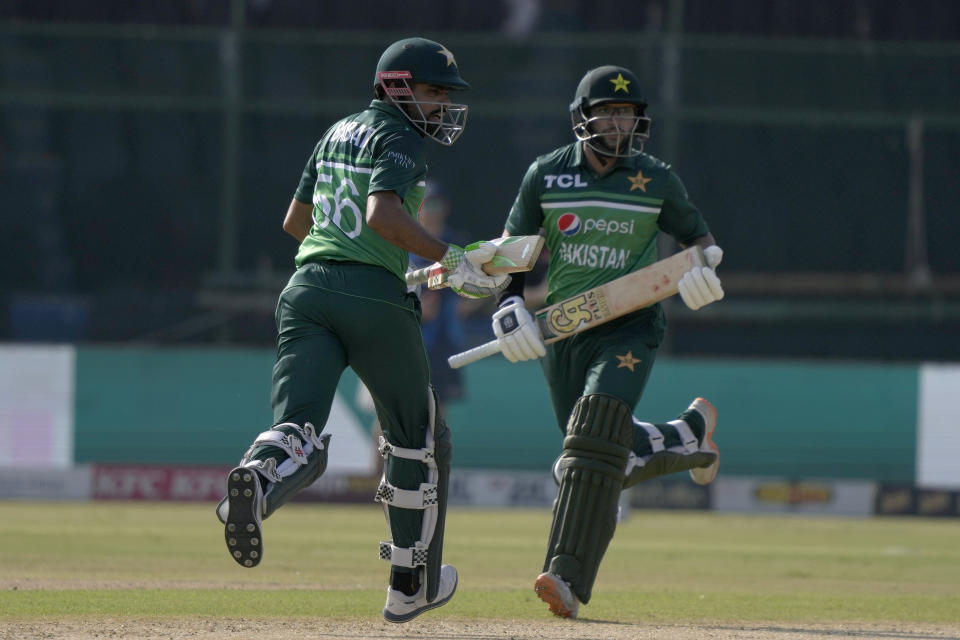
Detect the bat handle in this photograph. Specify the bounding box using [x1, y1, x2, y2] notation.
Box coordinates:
[405, 266, 431, 286]
[447, 339, 502, 369]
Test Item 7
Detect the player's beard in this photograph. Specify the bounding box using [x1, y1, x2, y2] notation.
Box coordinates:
[594, 131, 628, 157]
[402, 102, 443, 138]
[423, 107, 446, 138]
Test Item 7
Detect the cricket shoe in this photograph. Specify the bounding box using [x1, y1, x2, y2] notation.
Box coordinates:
[224, 466, 265, 568]
[382, 564, 458, 623]
[687, 397, 720, 485]
[534, 572, 580, 619]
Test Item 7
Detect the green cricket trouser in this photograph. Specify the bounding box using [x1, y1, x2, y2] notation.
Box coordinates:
[541, 304, 666, 433]
[271, 260, 432, 551]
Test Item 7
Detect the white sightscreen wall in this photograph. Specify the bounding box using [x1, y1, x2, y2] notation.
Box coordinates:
[324, 391, 377, 475]
[0, 345, 75, 467]
[917, 364, 960, 489]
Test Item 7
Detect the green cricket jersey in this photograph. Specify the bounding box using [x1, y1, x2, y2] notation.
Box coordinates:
[292, 100, 428, 281]
[505, 141, 709, 305]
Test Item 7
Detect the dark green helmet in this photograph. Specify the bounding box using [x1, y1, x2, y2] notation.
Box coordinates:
[374, 37, 470, 90]
[569, 65, 651, 157]
[374, 37, 470, 145]
[569, 65, 647, 112]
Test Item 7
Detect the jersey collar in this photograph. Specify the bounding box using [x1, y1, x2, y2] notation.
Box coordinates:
[573, 140, 638, 175]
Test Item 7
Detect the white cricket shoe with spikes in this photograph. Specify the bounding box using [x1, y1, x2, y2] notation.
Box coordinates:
[688, 397, 720, 485]
[534, 572, 580, 619]
[382, 564, 458, 623]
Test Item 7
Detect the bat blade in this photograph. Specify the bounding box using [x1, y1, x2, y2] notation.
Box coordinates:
[406, 235, 545, 289]
[447, 246, 705, 368]
[536, 246, 704, 343]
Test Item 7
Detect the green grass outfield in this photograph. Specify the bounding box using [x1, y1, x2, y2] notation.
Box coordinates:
[0, 501, 958, 626]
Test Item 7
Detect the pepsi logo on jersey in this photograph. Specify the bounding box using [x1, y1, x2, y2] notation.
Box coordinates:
[557, 213, 635, 237]
[557, 213, 582, 236]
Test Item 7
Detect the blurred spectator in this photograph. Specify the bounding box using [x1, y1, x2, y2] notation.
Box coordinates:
[409, 183, 471, 411]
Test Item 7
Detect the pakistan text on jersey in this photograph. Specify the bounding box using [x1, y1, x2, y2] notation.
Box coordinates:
[557, 243, 630, 269]
[329, 120, 377, 149]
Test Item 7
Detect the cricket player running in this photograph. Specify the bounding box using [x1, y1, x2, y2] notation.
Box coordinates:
[215, 38, 508, 622]
[489, 65, 724, 618]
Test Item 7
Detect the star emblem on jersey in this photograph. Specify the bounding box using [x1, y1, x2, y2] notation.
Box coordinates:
[610, 73, 631, 93]
[437, 46, 456, 66]
[628, 170, 652, 192]
[616, 351, 642, 372]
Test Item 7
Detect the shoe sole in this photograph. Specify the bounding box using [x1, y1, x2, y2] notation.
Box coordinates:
[534, 573, 577, 619]
[382, 573, 459, 623]
[690, 398, 719, 485]
[224, 467, 263, 568]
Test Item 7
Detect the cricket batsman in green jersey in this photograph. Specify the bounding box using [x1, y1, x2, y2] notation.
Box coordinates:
[215, 37, 509, 623]
[489, 65, 725, 618]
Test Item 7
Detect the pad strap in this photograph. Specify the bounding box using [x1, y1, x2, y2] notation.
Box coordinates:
[241, 422, 328, 485]
[668, 419, 700, 454]
[296, 422, 327, 450]
[623, 416, 715, 488]
[378, 436, 436, 467]
[250, 429, 307, 465]
[375, 480, 439, 509]
[633, 420, 665, 452]
[379, 541, 428, 568]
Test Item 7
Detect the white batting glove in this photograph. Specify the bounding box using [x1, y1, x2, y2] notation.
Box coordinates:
[678, 245, 724, 310]
[492, 296, 546, 363]
[441, 242, 510, 299]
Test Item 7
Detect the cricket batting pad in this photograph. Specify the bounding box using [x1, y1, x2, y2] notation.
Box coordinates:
[545, 393, 633, 604]
[376, 386, 452, 603]
[216, 422, 331, 523]
[623, 416, 716, 488]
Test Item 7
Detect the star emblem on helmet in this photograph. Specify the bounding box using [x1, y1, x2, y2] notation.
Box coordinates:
[628, 170, 652, 192]
[436, 45, 457, 67]
[610, 73, 631, 93]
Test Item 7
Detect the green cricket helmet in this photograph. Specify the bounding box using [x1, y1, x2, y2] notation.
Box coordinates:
[374, 37, 470, 146]
[569, 65, 651, 157]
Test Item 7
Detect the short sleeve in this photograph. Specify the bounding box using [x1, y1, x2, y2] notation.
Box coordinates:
[368, 131, 426, 201]
[657, 170, 709, 245]
[293, 142, 321, 204]
[504, 160, 544, 236]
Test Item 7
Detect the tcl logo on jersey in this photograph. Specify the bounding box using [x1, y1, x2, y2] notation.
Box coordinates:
[557, 213, 581, 236]
[544, 174, 588, 189]
[557, 214, 635, 237]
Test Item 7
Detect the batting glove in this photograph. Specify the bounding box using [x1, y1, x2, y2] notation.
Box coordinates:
[492, 295, 546, 362]
[678, 245, 724, 310]
[441, 242, 510, 299]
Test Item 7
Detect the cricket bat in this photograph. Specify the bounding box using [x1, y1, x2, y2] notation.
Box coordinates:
[447, 246, 705, 369]
[405, 235, 545, 289]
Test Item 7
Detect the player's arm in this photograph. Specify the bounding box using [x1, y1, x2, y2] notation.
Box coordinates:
[282, 198, 314, 243]
[490, 160, 547, 362]
[367, 190, 448, 261]
[286, 142, 325, 242]
[661, 172, 724, 311]
[367, 190, 508, 298]
[682, 232, 717, 252]
[495, 159, 546, 306]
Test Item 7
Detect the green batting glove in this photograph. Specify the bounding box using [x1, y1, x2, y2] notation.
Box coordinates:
[440, 244, 465, 270]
